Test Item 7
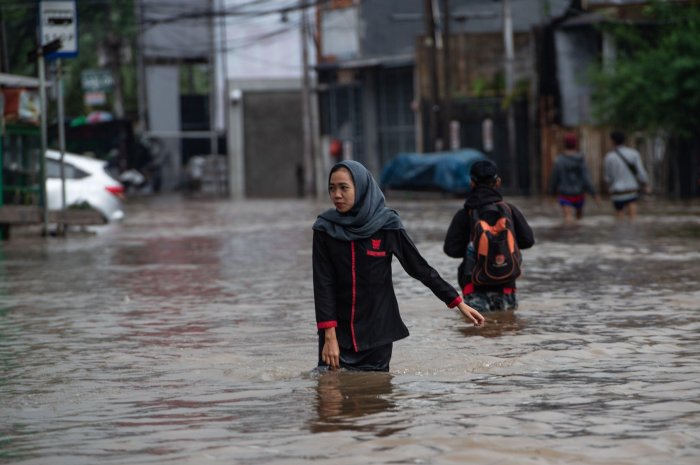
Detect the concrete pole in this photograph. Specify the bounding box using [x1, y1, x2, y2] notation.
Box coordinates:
[300, 1, 316, 197]
[57, 59, 67, 235]
[38, 51, 49, 235]
[134, 0, 147, 133]
[227, 87, 245, 201]
[220, 0, 230, 196]
[423, 0, 440, 152]
[442, 0, 452, 147]
[502, 0, 519, 192]
[106, 2, 124, 119]
[209, 0, 218, 157]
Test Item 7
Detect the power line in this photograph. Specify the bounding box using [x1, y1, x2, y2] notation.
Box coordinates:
[142, 20, 302, 54]
[140, 0, 330, 29]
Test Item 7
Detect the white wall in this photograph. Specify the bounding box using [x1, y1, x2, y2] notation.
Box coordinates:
[221, 0, 311, 80]
[146, 66, 182, 190]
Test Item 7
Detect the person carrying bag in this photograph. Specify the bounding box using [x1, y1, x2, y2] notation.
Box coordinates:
[603, 131, 650, 220]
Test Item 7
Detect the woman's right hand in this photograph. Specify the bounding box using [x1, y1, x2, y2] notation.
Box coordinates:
[322, 327, 340, 369]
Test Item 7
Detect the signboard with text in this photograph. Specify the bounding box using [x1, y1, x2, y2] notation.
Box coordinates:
[81, 69, 114, 92]
[39, 0, 78, 58]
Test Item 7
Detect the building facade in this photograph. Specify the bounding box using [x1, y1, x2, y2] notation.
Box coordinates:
[316, 0, 570, 194]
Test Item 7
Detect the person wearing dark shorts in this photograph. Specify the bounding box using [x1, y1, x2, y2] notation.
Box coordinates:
[612, 194, 639, 212]
[604, 131, 650, 220]
[548, 133, 599, 224]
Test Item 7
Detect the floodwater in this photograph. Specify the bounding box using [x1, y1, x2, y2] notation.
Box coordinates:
[1, 194, 699, 465]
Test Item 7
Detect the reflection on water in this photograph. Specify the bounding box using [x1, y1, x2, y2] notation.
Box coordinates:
[310, 371, 399, 435]
[460, 310, 526, 338]
[1, 195, 699, 464]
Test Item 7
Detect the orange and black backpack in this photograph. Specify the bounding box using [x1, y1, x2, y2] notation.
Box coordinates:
[467, 202, 522, 286]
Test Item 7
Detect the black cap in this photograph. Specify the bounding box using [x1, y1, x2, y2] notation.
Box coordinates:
[470, 159, 499, 184]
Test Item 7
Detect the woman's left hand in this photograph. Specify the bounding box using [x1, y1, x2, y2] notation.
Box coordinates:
[457, 302, 485, 326]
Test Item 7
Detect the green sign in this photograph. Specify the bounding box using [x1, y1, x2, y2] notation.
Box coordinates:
[81, 69, 113, 92]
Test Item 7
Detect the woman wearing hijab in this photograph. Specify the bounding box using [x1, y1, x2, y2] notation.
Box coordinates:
[313, 160, 485, 372]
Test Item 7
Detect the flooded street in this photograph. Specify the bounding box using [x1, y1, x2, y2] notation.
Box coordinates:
[1, 194, 699, 464]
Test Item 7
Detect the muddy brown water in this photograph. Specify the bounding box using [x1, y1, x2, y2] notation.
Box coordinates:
[1, 194, 699, 464]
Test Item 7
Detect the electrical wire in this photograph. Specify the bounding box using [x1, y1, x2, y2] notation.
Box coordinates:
[140, 0, 330, 29]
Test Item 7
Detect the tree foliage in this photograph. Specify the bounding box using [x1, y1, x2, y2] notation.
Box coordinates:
[0, 0, 138, 120]
[590, 2, 700, 136]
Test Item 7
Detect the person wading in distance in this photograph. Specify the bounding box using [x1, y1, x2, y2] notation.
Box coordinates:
[603, 130, 650, 220]
[548, 132, 600, 224]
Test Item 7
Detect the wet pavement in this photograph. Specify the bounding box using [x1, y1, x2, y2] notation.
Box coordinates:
[1, 193, 699, 464]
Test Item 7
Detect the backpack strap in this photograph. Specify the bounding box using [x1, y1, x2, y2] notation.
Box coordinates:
[469, 202, 509, 226]
[614, 148, 639, 179]
[469, 203, 506, 243]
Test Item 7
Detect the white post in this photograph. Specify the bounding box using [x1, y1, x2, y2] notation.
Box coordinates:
[300, 1, 316, 197]
[57, 59, 67, 234]
[38, 51, 49, 234]
[227, 87, 245, 200]
[209, 0, 218, 159]
[502, 0, 519, 191]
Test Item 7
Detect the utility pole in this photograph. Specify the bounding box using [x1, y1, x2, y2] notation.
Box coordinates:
[56, 59, 67, 235]
[37, 48, 49, 235]
[220, 0, 230, 196]
[502, 0, 519, 192]
[106, 33, 125, 118]
[300, 0, 316, 197]
[0, 8, 9, 73]
[209, 0, 218, 158]
[28, 39, 61, 235]
[441, 0, 452, 148]
[134, 0, 147, 133]
[423, 0, 441, 152]
[105, 2, 124, 118]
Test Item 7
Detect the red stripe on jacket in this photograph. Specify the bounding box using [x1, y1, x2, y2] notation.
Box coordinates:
[350, 241, 358, 352]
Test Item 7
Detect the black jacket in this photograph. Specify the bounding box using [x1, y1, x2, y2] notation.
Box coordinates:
[313, 228, 461, 352]
[443, 186, 535, 291]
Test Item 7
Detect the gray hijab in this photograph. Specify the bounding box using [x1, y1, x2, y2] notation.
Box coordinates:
[312, 160, 404, 241]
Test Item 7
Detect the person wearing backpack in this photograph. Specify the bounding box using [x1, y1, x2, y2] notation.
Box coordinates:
[603, 131, 650, 220]
[548, 132, 600, 224]
[443, 160, 535, 312]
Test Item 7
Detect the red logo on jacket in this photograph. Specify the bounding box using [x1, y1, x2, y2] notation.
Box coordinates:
[367, 238, 386, 257]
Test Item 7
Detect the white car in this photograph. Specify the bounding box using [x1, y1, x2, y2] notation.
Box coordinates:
[45, 149, 125, 222]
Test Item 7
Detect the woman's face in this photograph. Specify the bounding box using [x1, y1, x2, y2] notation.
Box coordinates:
[329, 167, 355, 213]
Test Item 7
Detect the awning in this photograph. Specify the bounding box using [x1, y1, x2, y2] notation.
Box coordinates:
[0, 73, 41, 88]
[316, 54, 415, 71]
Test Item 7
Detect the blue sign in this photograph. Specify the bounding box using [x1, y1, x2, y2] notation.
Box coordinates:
[39, 1, 78, 59]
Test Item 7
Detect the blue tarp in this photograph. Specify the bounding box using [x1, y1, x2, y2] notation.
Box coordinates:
[379, 149, 487, 194]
